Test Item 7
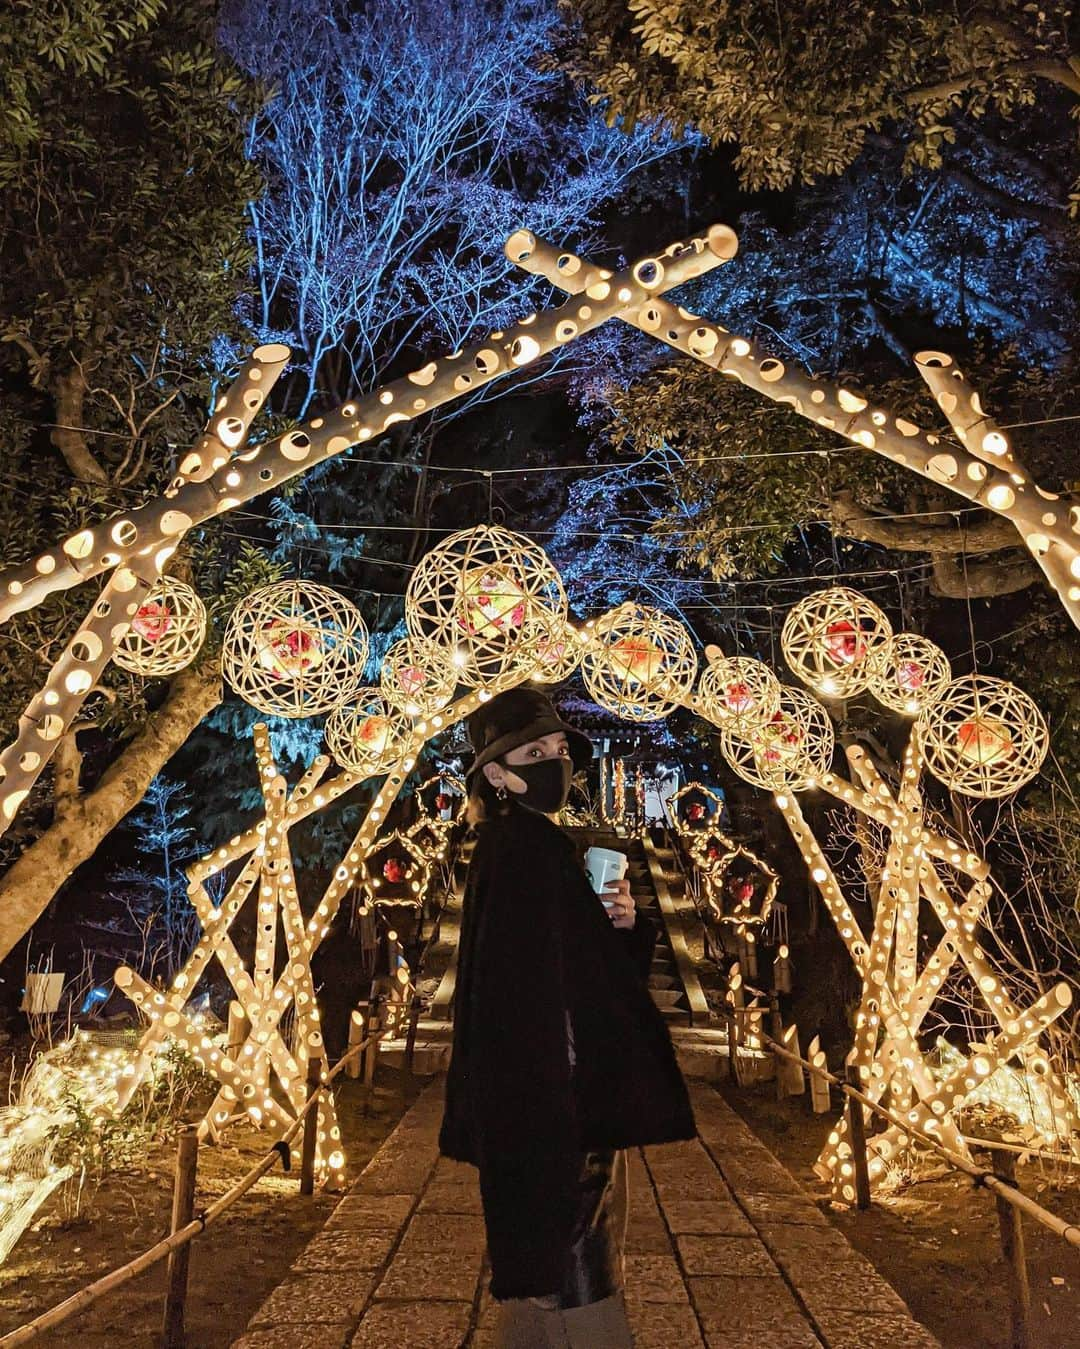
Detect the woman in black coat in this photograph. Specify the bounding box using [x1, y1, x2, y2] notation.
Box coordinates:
[439, 687, 696, 1348]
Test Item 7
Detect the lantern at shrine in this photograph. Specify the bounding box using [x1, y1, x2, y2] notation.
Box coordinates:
[222, 580, 368, 717]
[582, 603, 698, 722]
[114, 577, 207, 677]
[721, 686, 834, 792]
[325, 691, 411, 775]
[866, 633, 952, 715]
[696, 651, 781, 735]
[781, 587, 892, 698]
[917, 675, 1048, 799]
[405, 525, 567, 691]
[379, 639, 456, 719]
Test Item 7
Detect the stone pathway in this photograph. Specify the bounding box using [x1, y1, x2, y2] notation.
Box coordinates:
[233, 1079, 940, 1349]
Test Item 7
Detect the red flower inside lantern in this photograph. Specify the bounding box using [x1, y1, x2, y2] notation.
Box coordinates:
[131, 600, 174, 644]
[759, 710, 802, 763]
[458, 567, 527, 638]
[610, 635, 663, 684]
[705, 843, 720, 861]
[723, 680, 755, 714]
[382, 857, 406, 885]
[734, 879, 755, 906]
[258, 620, 323, 677]
[956, 716, 1014, 765]
[896, 660, 926, 693]
[687, 801, 706, 822]
[823, 619, 866, 666]
[434, 792, 451, 813]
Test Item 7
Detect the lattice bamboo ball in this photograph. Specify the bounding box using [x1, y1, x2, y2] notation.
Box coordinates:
[917, 675, 1048, 799]
[325, 690, 412, 776]
[781, 587, 893, 698]
[529, 625, 584, 684]
[405, 525, 567, 691]
[113, 577, 207, 677]
[866, 633, 952, 715]
[222, 580, 368, 717]
[379, 638, 456, 719]
[720, 686, 834, 792]
[581, 604, 698, 722]
[696, 652, 781, 734]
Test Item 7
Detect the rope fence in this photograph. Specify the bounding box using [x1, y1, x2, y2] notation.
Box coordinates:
[0, 1020, 398, 1349]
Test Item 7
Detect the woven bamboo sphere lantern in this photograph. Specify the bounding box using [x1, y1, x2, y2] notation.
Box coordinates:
[720, 686, 834, 792]
[113, 577, 207, 677]
[379, 638, 456, 719]
[529, 624, 584, 684]
[781, 587, 892, 698]
[222, 580, 368, 717]
[581, 603, 698, 722]
[696, 648, 781, 735]
[405, 525, 567, 691]
[866, 633, 952, 715]
[325, 690, 411, 775]
[917, 675, 1048, 798]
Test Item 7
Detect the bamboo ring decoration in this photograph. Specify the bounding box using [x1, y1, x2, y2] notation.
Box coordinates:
[581, 603, 698, 722]
[917, 675, 1048, 798]
[113, 577, 208, 677]
[405, 525, 568, 691]
[781, 586, 893, 698]
[866, 633, 952, 715]
[379, 638, 457, 719]
[222, 580, 369, 717]
[325, 690, 412, 776]
[720, 685, 834, 792]
[714, 844, 779, 927]
[696, 650, 781, 734]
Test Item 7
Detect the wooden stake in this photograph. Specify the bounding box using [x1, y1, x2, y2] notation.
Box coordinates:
[990, 1148, 1032, 1349]
[846, 1064, 871, 1210]
[362, 996, 381, 1113]
[299, 1056, 322, 1196]
[161, 1128, 199, 1349]
[403, 995, 422, 1083]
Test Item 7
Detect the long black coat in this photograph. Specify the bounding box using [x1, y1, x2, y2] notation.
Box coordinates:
[439, 803, 696, 1300]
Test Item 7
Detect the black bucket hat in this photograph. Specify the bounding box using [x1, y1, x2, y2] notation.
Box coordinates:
[466, 687, 593, 780]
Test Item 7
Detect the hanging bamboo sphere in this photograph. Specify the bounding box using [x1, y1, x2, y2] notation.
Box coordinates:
[781, 587, 893, 698]
[404, 525, 567, 691]
[581, 603, 698, 722]
[917, 675, 1048, 798]
[379, 638, 456, 719]
[720, 686, 834, 792]
[866, 633, 952, 715]
[696, 650, 781, 734]
[222, 580, 368, 717]
[529, 624, 584, 684]
[325, 690, 412, 776]
[113, 577, 207, 677]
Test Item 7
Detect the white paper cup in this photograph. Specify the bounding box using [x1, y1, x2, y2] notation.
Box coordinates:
[584, 847, 628, 907]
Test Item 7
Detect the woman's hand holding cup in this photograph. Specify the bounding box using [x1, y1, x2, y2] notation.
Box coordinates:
[603, 875, 636, 929]
[584, 846, 635, 929]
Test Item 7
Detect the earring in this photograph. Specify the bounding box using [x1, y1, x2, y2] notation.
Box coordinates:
[495, 785, 508, 801]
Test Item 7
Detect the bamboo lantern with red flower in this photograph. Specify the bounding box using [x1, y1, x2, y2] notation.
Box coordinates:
[780, 587, 892, 698]
[114, 577, 207, 677]
[405, 525, 567, 691]
[696, 650, 780, 735]
[325, 691, 411, 776]
[719, 686, 834, 792]
[222, 580, 368, 717]
[866, 633, 952, 715]
[917, 675, 1048, 798]
[582, 603, 698, 722]
[380, 638, 456, 719]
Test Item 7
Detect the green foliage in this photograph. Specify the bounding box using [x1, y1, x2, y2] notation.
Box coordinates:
[557, 0, 1077, 196]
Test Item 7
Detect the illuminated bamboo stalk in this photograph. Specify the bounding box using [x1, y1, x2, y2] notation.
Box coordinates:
[511, 236, 1080, 630]
[865, 983, 1074, 1183]
[914, 351, 1025, 477]
[0, 227, 736, 624]
[114, 966, 296, 1132]
[177, 344, 292, 484]
[0, 556, 159, 828]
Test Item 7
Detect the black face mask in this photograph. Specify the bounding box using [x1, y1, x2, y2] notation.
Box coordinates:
[509, 756, 573, 814]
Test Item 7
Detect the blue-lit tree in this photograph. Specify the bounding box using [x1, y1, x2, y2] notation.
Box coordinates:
[218, 0, 685, 413]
